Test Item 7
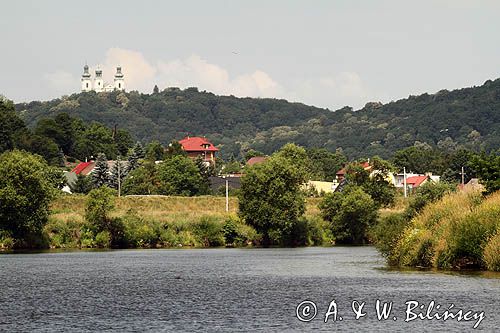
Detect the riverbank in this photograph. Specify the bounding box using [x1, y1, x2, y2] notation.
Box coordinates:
[32, 195, 328, 249]
[379, 190, 500, 272]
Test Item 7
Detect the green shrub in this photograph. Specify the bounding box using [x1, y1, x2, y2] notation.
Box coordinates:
[391, 228, 433, 267]
[319, 186, 378, 244]
[483, 231, 500, 271]
[370, 212, 408, 258]
[122, 214, 161, 248]
[45, 218, 81, 248]
[0, 230, 14, 250]
[95, 231, 111, 248]
[306, 216, 333, 246]
[192, 216, 225, 247]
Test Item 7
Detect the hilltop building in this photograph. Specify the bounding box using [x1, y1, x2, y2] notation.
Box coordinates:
[81, 65, 125, 92]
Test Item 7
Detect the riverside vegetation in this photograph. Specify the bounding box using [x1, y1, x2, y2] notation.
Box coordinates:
[2, 94, 500, 271]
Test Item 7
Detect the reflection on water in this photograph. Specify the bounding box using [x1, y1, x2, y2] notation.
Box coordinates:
[0, 247, 498, 332]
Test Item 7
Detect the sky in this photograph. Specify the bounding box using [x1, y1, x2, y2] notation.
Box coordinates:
[0, 0, 499, 110]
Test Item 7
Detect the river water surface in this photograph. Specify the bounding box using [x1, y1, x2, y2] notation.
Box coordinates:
[0, 247, 499, 332]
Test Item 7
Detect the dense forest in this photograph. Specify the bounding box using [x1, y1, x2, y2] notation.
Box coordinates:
[15, 78, 500, 159]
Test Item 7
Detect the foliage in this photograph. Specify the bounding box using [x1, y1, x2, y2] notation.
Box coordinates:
[390, 190, 500, 270]
[483, 231, 500, 271]
[16, 79, 500, 160]
[122, 161, 160, 195]
[92, 153, 109, 188]
[145, 140, 165, 161]
[69, 174, 93, 194]
[307, 148, 347, 181]
[192, 216, 225, 247]
[109, 158, 127, 191]
[85, 187, 116, 233]
[0, 96, 26, 154]
[404, 181, 455, 219]
[165, 140, 186, 158]
[0, 150, 55, 246]
[343, 157, 397, 207]
[157, 155, 206, 196]
[369, 212, 409, 258]
[469, 150, 500, 194]
[239, 144, 307, 246]
[319, 186, 378, 244]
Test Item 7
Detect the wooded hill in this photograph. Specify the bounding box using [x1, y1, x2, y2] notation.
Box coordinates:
[16, 79, 500, 159]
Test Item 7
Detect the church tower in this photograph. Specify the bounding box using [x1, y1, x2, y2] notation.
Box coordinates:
[94, 67, 104, 92]
[114, 66, 125, 91]
[81, 65, 92, 92]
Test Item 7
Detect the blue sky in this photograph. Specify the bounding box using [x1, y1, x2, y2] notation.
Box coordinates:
[1, 0, 499, 109]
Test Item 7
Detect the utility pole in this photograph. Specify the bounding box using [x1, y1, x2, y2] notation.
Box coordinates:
[403, 167, 407, 198]
[225, 177, 229, 212]
[117, 159, 121, 198]
[461, 166, 465, 187]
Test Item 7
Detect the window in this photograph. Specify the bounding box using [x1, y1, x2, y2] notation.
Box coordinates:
[86, 83, 89, 88]
[118, 83, 121, 88]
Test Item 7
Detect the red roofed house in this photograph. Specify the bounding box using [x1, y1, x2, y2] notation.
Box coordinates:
[246, 156, 267, 166]
[335, 161, 372, 183]
[179, 136, 219, 165]
[405, 175, 429, 189]
[71, 161, 95, 175]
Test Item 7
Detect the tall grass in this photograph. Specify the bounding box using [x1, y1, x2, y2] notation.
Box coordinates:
[45, 195, 327, 249]
[389, 190, 500, 271]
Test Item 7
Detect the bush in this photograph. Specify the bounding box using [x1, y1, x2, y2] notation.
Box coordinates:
[483, 231, 500, 271]
[390, 190, 500, 270]
[319, 186, 378, 244]
[370, 212, 408, 258]
[45, 218, 81, 248]
[192, 216, 225, 247]
[95, 231, 111, 248]
[405, 181, 455, 219]
[0, 230, 14, 250]
[122, 214, 160, 248]
[0, 150, 55, 247]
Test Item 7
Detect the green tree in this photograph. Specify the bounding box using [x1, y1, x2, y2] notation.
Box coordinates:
[69, 174, 93, 194]
[127, 142, 145, 172]
[0, 96, 26, 154]
[115, 129, 134, 157]
[0, 150, 55, 246]
[238, 150, 307, 246]
[307, 148, 347, 181]
[343, 157, 396, 207]
[84, 187, 124, 247]
[122, 162, 160, 195]
[109, 158, 127, 191]
[244, 149, 264, 161]
[469, 151, 500, 194]
[92, 153, 109, 188]
[319, 186, 378, 244]
[393, 146, 445, 174]
[145, 140, 165, 161]
[157, 155, 205, 196]
[165, 140, 186, 158]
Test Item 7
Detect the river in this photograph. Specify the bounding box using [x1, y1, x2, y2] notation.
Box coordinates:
[0, 247, 498, 332]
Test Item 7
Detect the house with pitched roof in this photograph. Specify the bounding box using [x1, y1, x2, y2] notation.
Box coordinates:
[179, 136, 219, 165]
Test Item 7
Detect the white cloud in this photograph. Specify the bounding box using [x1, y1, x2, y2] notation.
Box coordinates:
[157, 55, 283, 98]
[48, 48, 374, 109]
[43, 70, 78, 96]
[101, 48, 156, 91]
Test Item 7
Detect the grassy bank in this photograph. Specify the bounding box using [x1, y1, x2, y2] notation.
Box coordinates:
[40, 195, 329, 249]
[381, 190, 500, 271]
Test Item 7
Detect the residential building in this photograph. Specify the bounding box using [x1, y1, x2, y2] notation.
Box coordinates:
[179, 136, 219, 165]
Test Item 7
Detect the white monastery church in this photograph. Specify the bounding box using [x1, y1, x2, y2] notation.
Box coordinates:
[81, 65, 125, 92]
